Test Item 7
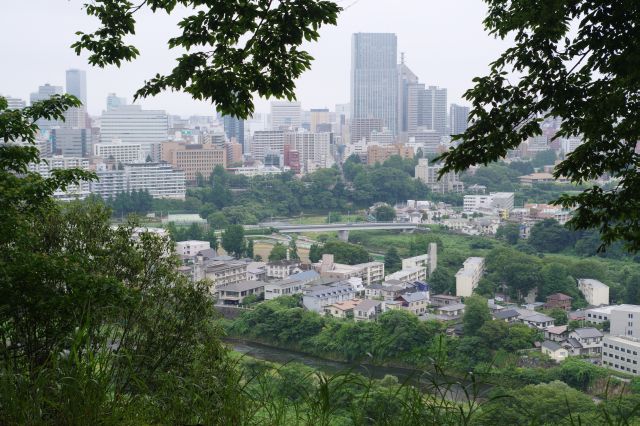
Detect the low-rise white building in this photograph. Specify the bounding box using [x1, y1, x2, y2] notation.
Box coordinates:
[302, 281, 357, 313]
[455, 257, 485, 297]
[264, 270, 319, 300]
[578, 278, 610, 306]
[463, 192, 514, 213]
[175, 240, 210, 257]
[603, 336, 640, 375]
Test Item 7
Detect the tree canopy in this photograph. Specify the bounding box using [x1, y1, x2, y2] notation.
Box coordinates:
[439, 1, 640, 252]
[73, 0, 340, 118]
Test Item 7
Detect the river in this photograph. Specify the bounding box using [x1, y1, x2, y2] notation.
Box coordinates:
[227, 339, 491, 402]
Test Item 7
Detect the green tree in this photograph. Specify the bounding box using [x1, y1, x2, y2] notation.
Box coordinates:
[384, 247, 401, 274]
[546, 308, 568, 326]
[221, 224, 246, 258]
[374, 204, 396, 222]
[319, 240, 371, 265]
[531, 150, 557, 168]
[462, 295, 491, 336]
[309, 243, 322, 263]
[438, 1, 640, 251]
[245, 239, 254, 259]
[496, 223, 520, 245]
[529, 219, 575, 253]
[288, 237, 300, 260]
[268, 243, 288, 262]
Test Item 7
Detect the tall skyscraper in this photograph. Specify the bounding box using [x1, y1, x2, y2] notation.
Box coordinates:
[251, 130, 285, 162]
[223, 115, 245, 151]
[397, 54, 419, 134]
[3, 96, 26, 110]
[106, 93, 127, 111]
[270, 101, 301, 130]
[66, 69, 87, 106]
[450, 104, 470, 136]
[424, 86, 448, 136]
[351, 33, 398, 135]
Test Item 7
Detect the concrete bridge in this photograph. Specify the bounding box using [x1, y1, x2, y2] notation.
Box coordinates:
[252, 222, 421, 241]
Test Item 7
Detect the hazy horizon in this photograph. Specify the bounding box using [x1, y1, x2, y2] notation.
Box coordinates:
[1, 0, 511, 117]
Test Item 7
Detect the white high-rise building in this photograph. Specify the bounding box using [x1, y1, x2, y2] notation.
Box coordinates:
[28, 156, 91, 200]
[94, 139, 144, 164]
[463, 192, 515, 213]
[270, 101, 301, 130]
[99, 105, 168, 157]
[251, 130, 284, 162]
[351, 33, 398, 135]
[66, 69, 87, 106]
[284, 132, 333, 173]
[30, 84, 64, 131]
[424, 86, 448, 136]
[456, 257, 485, 297]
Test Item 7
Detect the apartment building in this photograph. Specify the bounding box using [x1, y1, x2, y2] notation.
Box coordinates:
[28, 156, 91, 200]
[603, 305, 640, 375]
[175, 240, 211, 257]
[455, 257, 485, 297]
[302, 282, 358, 313]
[578, 278, 610, 306]
[463, 192, 515, 213]
[367, 143, 413, 165]
[385, 266, 426, 283]
[204, 260, 248, 292]
[415, 158, 464, 193]
[216, 281, 265, 305]
[94, 139, 143, 164]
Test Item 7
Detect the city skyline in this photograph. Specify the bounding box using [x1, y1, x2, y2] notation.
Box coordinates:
[1, 0, 510, 117]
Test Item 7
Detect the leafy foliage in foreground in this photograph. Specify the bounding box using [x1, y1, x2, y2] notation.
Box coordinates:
[73, 0, 341, 119]
[439, 0, 640, 252]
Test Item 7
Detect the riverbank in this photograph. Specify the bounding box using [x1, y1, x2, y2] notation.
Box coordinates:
[224, 337, 493, 402]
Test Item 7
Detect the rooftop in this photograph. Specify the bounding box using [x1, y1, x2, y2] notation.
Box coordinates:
[494, 309, 520, 320]
[572, 327, 604, 339]
[578, 278, 609, 289]
[218, 280, 266, 293]
[437, 303, 466, 312]
[545, 325, 568, 335]
[399, 291, 430, 303]
[354, 299, 382, 311]
[547, 293, 573, 301]
[326, 299, 361, 312]
[542, 340, 563, 351]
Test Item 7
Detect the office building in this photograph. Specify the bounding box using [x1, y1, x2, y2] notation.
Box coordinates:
[415, 158, 464, 193]
[310, 108, 331, 132]
[456, 257, 485, 297]
[99, 105, 168, 157]
[29, 156, 91, 200]
[424, 86, 448, 136]
[271, 101, 301, 130]
[351, 33, 398, 134]
[463, 192, 515, 213]
[350, 117, 383, 144]
[450, 104, 470, 136]
[50, 128, 92, 157]
[223, 115, 245, 151]
[160, 141, 226, 182]
[602, 305, 640, 375]
[94, 139, 144, 164]
[397, 56, 420, 134]
[106, 93, 127, 111]
[284, 132, 332, 172]
[283, 144, 301, 173]
[65, 69, 87, 105]
[251, 130, 284, 162]
[578, 278, 610, 306]
[225, 141, 243, 165]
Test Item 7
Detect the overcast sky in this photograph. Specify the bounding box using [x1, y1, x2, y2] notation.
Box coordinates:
[1, 0, 511, 117]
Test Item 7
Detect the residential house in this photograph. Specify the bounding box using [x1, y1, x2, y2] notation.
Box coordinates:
[566, 327, 603, 356]
[434, 303, 466, 321]
[325, 299, 361, 319]
[430, 294, 462, 307]
[493, 309, 520, 323]
[354, 299, 383, 321]
[542, 340, 569, 362]
[545, 325, 569, 342]
[516, 309, 555, 330]
[545, 293, 573, 311]
[216, 280, 265, 305]
[394, 291, 430, 316]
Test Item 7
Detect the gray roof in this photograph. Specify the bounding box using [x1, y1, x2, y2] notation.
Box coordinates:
[282, 270, 319, 283]
[437, 303, 466, 312]
[355, 299, 382, 311]
[494, 309, 520, 320]
[521, 313, 554, 323]
[565, 337, 583, 349]
[305, 282, 355, 298]
[399, 291, 429, 303]
[218, 280, 266, 293]
[572, 327, 604, 338]
[542, 340, 563, 351]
